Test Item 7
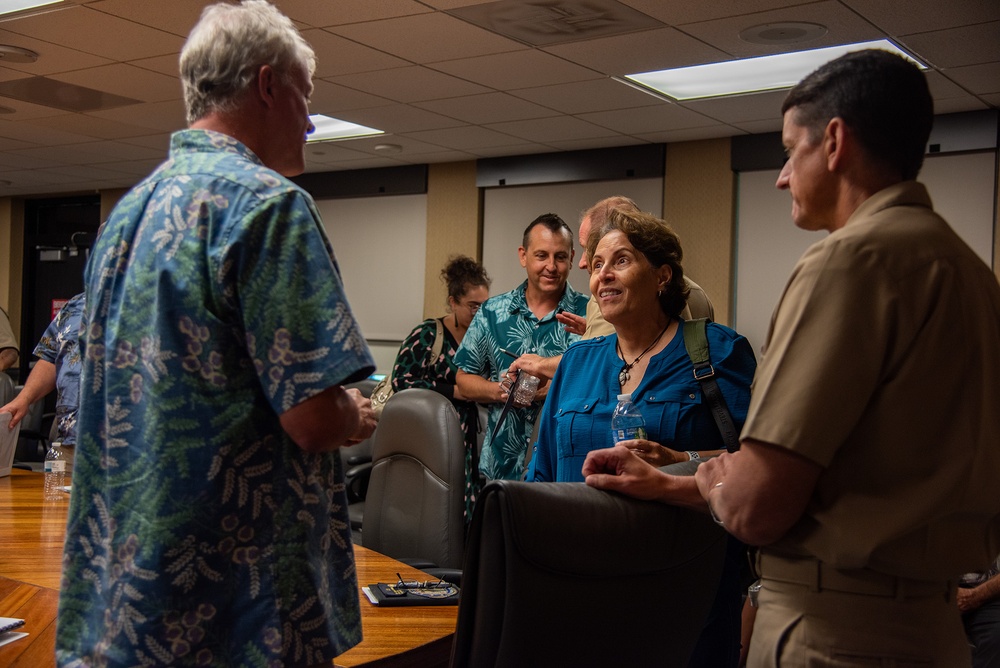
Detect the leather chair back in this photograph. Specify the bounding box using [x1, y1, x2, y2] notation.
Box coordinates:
[451, 480, 729, 668]
[363, 388, 466, 569]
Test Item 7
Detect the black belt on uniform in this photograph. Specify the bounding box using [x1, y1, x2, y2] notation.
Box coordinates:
[758, 552, 954, 601]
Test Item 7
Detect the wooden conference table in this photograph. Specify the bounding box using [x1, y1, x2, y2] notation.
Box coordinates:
[0, 469, 458, 667]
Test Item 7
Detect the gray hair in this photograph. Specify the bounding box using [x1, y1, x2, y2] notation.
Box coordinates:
[180, 0, 316, 124]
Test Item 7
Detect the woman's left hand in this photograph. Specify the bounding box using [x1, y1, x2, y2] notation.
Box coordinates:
[618, 439, 686, 467]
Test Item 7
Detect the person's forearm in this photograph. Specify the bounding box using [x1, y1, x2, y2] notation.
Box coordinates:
[17, 359, 57, 401]
[456, 371, 501, 403]
[0, 348, 17, 372]
[971, 573, 1000, 607]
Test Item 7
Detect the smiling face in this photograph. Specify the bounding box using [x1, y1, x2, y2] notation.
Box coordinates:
[519, 224, 574, 300]
[776, 108, 838, 232]
[589, 230, 671, 327]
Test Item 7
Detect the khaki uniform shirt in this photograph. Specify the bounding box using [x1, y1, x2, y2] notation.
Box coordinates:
[743, 182, 1000, 581]
[0, 308, 17, 356]
[583, 276, 715, 339]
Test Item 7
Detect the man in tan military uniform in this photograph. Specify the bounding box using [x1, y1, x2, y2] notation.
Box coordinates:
[582, 50, 1000, 666]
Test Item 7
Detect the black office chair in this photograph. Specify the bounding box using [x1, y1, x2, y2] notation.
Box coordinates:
[362, 388, 465, 582]
[450, 480, 729, 668]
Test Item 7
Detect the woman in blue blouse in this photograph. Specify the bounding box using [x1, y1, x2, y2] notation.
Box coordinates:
[528, 208, 756, 483]
[527, 206, 756, 668]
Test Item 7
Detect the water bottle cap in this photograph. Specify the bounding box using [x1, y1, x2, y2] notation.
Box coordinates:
[617, 393, 631, 401]
[51, 441, 62, 448]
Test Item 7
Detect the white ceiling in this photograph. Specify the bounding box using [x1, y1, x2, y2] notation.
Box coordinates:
[0, 0, 994, 197]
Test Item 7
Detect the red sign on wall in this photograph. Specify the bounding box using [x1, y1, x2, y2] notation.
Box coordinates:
[51, 299, 69, 322]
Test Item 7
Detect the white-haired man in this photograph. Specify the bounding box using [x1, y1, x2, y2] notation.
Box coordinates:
[56, 3, 375, 666]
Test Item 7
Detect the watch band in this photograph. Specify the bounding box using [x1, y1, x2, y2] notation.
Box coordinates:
[686, 450, 701, 462]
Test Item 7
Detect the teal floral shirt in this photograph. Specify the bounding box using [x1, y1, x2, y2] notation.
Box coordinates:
[57, 130, 374, 668]
[454, 280, 587, 480]
[33, 292, 84, 445]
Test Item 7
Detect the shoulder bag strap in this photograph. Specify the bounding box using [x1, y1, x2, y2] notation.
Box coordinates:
[682, 318, 740, 453]
[430, 318, 445, 361]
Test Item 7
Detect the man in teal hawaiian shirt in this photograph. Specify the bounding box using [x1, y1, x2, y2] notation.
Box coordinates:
[1, 292, 84, 445]
[56, 3, 376, 666]
[455, 213, 588, 481]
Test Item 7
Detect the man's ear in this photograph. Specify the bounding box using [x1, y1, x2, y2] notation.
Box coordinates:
[518, 246, 527, 268]
[824, 117, 848, 172]
[256, 64, 277, 108]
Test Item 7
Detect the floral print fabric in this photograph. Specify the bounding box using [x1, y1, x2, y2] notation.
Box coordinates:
[57, 129, 374, 667]
[33, 292, 84, 444]
[453, 280, 587, 481]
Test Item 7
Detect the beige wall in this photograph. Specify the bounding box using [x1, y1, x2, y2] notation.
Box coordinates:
[423, 161, 481, 319]
[663, 138, 735, 326]
[0, 197, 24, 337]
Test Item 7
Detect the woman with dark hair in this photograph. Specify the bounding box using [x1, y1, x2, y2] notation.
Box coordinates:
[392, 255, 491, 520]
[528, 207, 756, 667]
[528, 208, 755, 481]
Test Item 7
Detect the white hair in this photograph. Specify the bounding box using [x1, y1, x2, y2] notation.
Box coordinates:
[179, 0, 316, 124]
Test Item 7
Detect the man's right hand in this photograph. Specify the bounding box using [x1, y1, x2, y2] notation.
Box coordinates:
[0, 398, 28, 429]
[346, 388, 376, 444]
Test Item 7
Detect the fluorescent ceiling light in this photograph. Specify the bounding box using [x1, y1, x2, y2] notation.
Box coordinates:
[307, 114, 383, 143]
[0, 0, 61, 16]
[622, 39, 927, 102]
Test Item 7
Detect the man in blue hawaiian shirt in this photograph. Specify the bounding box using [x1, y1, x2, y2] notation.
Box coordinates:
[56, 3, 376, 667]
[1, 292, 84, 446]
[455, 213, 588, 481]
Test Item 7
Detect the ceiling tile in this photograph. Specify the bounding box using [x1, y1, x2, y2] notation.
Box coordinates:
[933, 96, 988, 114]
[277, 0, 432, 27]
[682, 90, 790, 124]
[337, 103, 466, 133]
[579, 104, 719, 134]
[943, 62, 1000, 95]
[620, 0, 813, 26]
[925, 70, 977, 99]
[86, 0, 208, 37]
[309, 80, 393, 114]
[543, 27, 729, 75]
[485, 116, 621, 143]
[429, 49, 601, 90]
[0, 28, 113, 74]
[677, 1, 883, 59]
[49, 64, 180, 103]
[414, 92, 558, 124]
[329, 66, 491, 103]
[302, 29, 410, 78]
[2, 5, 184, 61]
[637, 125, 747, 144]
[841, 0, 1000, 36]
[87, 100, 187, 133]
[26, 113, 158, 140]
[131, 54, 180, 79]
[510, 78, 663, 114]
[545, 135, 650, 151]
[327, 12, 524, 63]
[729, 118, 784, 135]
[401, 125, 529, 150]
[901, 22, 1000, 69]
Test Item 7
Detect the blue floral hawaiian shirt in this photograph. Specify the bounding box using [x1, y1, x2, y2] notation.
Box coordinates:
[57, 129, 374, 668]
[33, 292, 84, 445]
[454, 279, 587, 480]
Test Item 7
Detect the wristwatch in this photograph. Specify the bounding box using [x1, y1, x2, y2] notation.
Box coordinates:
[686, 450, 701, 462]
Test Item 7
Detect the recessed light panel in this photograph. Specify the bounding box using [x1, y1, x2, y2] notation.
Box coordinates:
[622, 39, 927, 102]
[0, 0, 61, 17]
[307, 114, 383, 143]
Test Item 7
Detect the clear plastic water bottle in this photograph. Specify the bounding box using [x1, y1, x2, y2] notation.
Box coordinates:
[43, 441, 67, 501]
[611, 393, 647, 443]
